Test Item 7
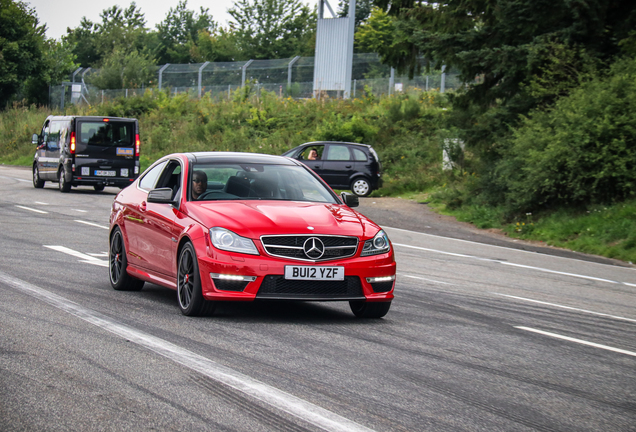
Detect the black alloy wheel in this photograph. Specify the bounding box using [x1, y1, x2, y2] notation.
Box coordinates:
[177, 242, 215, 317]
[349, 300, 391, 318]
[58, 166, 71, 192]
[109, 227, 144, 291]
[33, 165, 44, 188]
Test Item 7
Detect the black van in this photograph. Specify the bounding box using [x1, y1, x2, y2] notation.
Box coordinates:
[31, 116, 141, 192]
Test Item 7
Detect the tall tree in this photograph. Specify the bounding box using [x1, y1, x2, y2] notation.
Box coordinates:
[155, 0, 216, 64]
[0, 0, 47, 107]
[228, 0, 316, 59]
[374, 0, 636, 158]
[337, 0, 373, 27]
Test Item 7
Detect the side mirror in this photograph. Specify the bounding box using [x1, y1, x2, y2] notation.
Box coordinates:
[32, 133, 39, 145]
[341, 192, 359, 208]
[147, 187, 175, 204]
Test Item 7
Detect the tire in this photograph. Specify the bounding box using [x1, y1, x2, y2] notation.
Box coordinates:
[33, 165, 44, 188]
[109, 227, 144, 291]
[58, 166, 71, 193]
[350, 300, 391, 318]
[351, 177, 372, 197]
[94, 184, 105, 192]
[177, 242, 215, 317]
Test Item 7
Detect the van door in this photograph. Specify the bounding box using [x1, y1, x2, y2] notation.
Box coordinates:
[43, 121, 62, 180]
[75, 119, 137, 184]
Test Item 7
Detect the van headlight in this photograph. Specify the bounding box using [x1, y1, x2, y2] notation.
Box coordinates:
[361, 230, 391, 256]
[210, 227, 259, 255]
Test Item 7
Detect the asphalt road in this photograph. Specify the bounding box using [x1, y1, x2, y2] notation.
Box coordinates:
[1, 165, 635, 432]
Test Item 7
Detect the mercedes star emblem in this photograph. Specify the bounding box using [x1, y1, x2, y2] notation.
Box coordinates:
[303, 237, 325, 259]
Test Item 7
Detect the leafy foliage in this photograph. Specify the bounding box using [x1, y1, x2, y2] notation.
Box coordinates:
[228, 0, 316, 59]
[87, 49, 157, 89]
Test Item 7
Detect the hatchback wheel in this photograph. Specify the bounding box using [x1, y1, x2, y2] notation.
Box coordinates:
[94, 184, 105, 192]
[58, 166, 71, 192]
[351, 178, 371, 197]
[33, 165, 44, 188]
[350, 300, 391, 318]
[109, 227, 144, 291]
[177, 243, 215, 316]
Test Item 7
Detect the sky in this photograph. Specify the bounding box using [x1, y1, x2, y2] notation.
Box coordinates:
[25, 0, 320, 41]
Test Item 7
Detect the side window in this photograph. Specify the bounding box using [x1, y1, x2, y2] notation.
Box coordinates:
[325, 145, 351, 161]
[155, 161, 182, 199]
[300, 145, 324, 160]
[139, 161, 168, 190]
[47, 122, 62, 149]
[352, 148, 367, 161]
[41, 120, 50, 146]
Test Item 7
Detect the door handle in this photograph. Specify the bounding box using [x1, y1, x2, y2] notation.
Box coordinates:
[314, 165, 320, 169]
[140, 201, 146, 212]
[345, 165, 352, 168]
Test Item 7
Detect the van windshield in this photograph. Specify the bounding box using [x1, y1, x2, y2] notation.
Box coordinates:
[79, 122, 133, 147]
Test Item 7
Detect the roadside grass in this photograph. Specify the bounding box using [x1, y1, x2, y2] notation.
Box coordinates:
[428, 192, 636, 263]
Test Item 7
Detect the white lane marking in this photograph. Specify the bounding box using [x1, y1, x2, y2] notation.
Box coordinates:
[74, 220, 109, 230]
[44, 245, 108, 267]
[14, 178, 30, 183]
[399, 273, 453, 285]
[34, 201, 49, 205]
[384, 226, 636, 271]
[0, 271, 376, 432]
[87, 252, 109, 258]
[16, 205, 48, 214]
[494, 293, 636, 324]
[393, 243, 633, 286]
[74, 209, 88, 213]
[515, 326, 636, 358]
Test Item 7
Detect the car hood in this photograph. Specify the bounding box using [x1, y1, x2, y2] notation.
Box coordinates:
[186, 201, 380, 239]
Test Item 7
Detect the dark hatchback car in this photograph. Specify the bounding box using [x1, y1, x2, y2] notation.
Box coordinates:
[31, 115, 141, 192]
[282, 141, 383, 197]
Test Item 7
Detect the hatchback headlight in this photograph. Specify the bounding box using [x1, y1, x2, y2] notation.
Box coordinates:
[210, 227, 259, 255]
[361, 230, 391, 256]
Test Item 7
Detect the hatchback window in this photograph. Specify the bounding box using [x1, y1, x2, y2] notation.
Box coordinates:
[352, 148, 367, 161]
[325, 145, 351, 161]
[79, 122, 133, 146]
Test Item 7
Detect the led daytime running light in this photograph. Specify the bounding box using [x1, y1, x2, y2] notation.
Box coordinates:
[366, 275, 396, 283]
[210, 273, 256, 282]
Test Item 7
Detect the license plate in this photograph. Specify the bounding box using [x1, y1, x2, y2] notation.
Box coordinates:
[284, 266, 344, 281]
[95, 170, 116, 177]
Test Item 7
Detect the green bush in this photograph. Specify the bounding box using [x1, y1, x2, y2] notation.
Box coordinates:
[498, 56, 636, 214]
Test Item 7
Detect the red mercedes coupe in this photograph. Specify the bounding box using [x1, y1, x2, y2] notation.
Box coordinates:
[109, 152, 395, 318]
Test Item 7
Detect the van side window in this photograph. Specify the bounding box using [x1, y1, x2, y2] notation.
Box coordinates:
[48, 122, 62, 149]
[41, 120, 50, 146]
[139, 161, 168, 190]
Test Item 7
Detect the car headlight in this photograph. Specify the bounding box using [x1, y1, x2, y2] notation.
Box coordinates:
[361, 230, 391, 256]
[210, 227, 259, 255]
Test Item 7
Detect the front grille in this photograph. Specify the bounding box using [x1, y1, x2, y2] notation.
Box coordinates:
[371, 281, 394, 293]
[260, 235, 358, 262]
[212, 279, 249, 292]
[257, 275, 364, 300]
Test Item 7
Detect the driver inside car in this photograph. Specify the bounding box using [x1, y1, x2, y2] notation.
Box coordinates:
[191, 170, 208, 200]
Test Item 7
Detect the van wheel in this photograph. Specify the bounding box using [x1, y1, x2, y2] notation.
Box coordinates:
[58, 167, 71, 193]
[351, 178, 371, 197]
[94, 184, 105, 192]
[33, 165, 44, 188]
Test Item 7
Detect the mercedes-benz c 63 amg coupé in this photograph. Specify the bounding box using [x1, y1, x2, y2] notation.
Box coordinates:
[109, 152, 396, 318]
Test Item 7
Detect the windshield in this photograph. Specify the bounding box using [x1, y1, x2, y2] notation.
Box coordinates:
[189, 163, 338, 203]
[78, 121, 133, 147]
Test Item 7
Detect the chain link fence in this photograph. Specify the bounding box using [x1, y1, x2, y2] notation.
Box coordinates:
[50, 53, 461, 109]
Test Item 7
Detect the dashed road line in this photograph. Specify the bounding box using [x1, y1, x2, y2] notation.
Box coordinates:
[15, 205, 48, 214]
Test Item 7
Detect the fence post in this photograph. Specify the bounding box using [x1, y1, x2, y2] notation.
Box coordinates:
[102, 90, 104, 105]
[71, 67, 82, 83]
[440, 65, 446, 93]
[287, 56, 300, 91]
[198, 61, 210, 98]
[353, 79, 356, 98]
[228, 84, 231, 99]
[242, 60, 254, 88]
[426, 76, 429, 91]
[158, 64, 170, 91]
[389, 67, 395, 96]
